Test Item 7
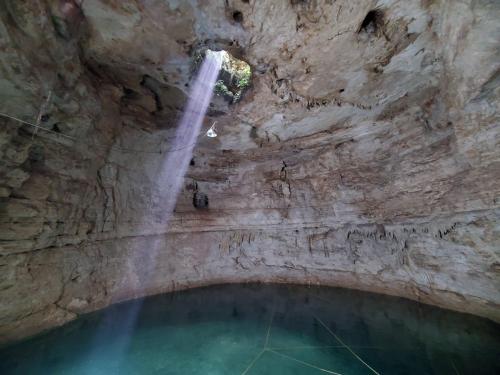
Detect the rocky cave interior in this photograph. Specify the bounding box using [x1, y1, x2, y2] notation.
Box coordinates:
[0, 0, 499, 370]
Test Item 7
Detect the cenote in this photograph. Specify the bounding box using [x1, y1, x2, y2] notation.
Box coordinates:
[1, 284, 499, 375]
[1, 2, 500, 374]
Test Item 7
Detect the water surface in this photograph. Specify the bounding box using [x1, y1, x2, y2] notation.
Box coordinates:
[1, 284, 499, 374]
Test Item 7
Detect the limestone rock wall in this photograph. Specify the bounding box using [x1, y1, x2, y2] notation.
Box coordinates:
[0, 0, 499, 343]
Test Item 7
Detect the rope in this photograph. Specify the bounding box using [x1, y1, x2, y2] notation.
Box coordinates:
[266, 345, 381, 350]
[264, 301, 276, 348]
[32, 91, 53, 140]
[450, 359, 460, 375]
[312, 312, 381, 375]
[237, 298, 353, 375]
[268, 349, 344, 375]
[0, 112, 75, 140]
[240, 349, 265, 375]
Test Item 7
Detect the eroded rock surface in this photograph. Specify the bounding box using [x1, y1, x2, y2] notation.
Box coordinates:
[0, 0, 499, 343]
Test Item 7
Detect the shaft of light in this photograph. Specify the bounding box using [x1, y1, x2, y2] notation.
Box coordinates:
[86, 53, 222, 372]
[159, 52, 222, 215]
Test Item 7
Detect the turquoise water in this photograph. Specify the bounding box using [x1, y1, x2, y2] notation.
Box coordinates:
[1, 284, 499, 374]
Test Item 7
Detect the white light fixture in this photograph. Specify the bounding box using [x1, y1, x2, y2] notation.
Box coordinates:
[206, 122, 217, 138]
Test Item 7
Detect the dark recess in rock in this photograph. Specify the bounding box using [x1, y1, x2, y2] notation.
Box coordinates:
[52, 123, 61, 133]
[140, 75, 163, 112]
[193, 192, 209, 209]
[122, 87, 139, 100]
[233, 11, 243, 23]
[358, 9, 384, 35]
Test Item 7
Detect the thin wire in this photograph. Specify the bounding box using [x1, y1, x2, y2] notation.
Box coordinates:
[0, 112, 209, 154]
[32, 91, 52, 140]
[268, 349, 344, 375]
[264, 302, 276, 348]
[311, 313, 381, 375]
[267, 345, 382, 351]
[0, 112, 74, 140]
[240, 349, 265, 375]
